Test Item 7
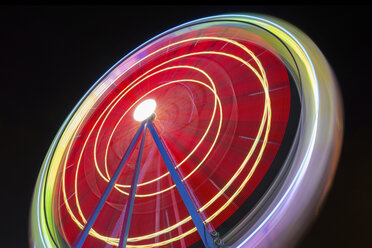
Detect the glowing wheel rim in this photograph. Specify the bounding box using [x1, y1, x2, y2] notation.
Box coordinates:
[30, 14, 343, 248]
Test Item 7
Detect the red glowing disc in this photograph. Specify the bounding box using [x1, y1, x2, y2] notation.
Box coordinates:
[51, 24, 292, 248]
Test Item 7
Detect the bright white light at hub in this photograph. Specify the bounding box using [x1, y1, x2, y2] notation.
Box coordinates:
[133, 99, 157, 122]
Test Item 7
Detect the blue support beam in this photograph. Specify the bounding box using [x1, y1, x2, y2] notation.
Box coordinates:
[147, 121, 216, 248]
[118, 121, 148, 248]
[72, 118, 218, 248]
[72, 122, 146, 248]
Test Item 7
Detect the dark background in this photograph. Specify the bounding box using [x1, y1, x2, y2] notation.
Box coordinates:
[1, 5, 371, 247]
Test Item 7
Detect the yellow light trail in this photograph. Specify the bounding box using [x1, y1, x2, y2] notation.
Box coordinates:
[58, 35, 272, 246]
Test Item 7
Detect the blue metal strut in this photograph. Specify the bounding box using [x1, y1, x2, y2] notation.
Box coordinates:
[72, 122, 146, 248]
[147, 121, 216, 248]
[118, 121, 148, 248]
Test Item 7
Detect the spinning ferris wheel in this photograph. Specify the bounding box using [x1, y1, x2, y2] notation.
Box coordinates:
[30, 14, 343, 248]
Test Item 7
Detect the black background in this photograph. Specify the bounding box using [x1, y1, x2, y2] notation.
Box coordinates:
[1, 5, 371, 248]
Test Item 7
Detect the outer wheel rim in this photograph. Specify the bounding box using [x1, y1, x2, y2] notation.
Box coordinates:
[30, 14, 343, 248]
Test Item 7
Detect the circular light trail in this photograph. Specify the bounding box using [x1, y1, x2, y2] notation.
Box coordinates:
[60, 32, 278, 248]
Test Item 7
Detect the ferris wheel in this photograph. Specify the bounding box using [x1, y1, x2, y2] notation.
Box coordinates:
[30, 14, 343, 248]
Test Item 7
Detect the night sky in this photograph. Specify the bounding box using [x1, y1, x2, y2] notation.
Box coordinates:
[1, 5, 371, 247]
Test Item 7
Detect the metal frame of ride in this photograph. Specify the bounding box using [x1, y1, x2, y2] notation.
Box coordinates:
[73, 113, 222, 248]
